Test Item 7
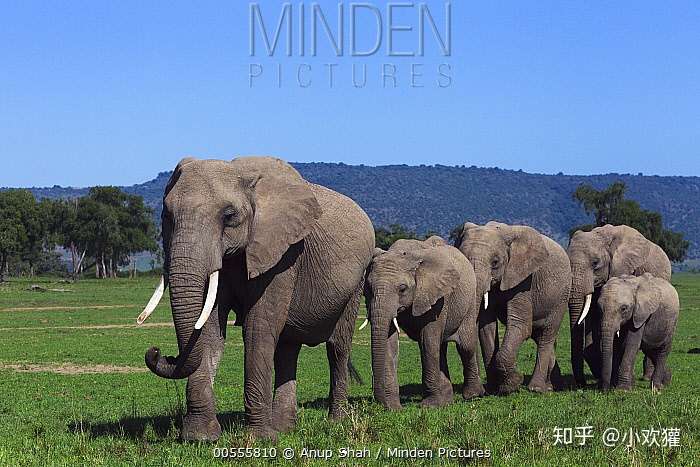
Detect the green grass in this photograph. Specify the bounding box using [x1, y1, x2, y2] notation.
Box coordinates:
[0, 274, 698, 466]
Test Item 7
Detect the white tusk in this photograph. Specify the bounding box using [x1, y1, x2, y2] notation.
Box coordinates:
[483, 292, 489, 310]
[577, 294, 593, 325]
[359, 318, 369, 330]
[393, 317, 400, 335]
[616, 330, 620, 338]
[137, 276, 167, 325]
[194, 271, 219, 330]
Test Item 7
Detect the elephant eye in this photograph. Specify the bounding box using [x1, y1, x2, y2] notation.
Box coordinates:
[620, 304, 629, 312]
[398, 284, 408, 293]
[491, 258, 499, 269]
[222, 209, 238, 226]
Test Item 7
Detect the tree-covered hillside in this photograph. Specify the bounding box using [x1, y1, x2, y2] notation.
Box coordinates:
[15, 164, 700, 258]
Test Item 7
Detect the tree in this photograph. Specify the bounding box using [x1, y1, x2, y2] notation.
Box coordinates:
[572, 182, 689, 262]
[374, 224, 439, 250]
[0, 190, 46, 280]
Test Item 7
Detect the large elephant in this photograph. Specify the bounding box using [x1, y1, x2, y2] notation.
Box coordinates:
[597, 274, 679, 391]
[453, 222, 571, 394]
[363, 238, 482, 409]
[136, 156, 374, 441]
[567, 224, 671, 386]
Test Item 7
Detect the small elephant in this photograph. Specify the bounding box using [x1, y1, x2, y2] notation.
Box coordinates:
[453, 222, 571, 394]
[597, 274, 679, 391]
[364, 238, 482, 409]
[136, 156, 374, 441]
[567, 224, 672, 386]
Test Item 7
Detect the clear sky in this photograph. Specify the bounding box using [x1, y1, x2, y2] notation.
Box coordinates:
[1, 1, 699, 187]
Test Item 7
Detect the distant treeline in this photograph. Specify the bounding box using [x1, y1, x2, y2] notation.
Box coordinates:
[0, 187, 157, 281]
[0, 180, 688, 281]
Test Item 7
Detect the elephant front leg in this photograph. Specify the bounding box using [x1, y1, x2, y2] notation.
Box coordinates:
[492, 295, 531, 395]
[182, 309, 225, 442]
[272, 341, 301, 432]
[614, 328, 643, 390]
[528, 337, 555, 393]
[456, 322, 485, 400]
[649, 350, 671, 390]
[642, 354, 655, 381]
[419, 320, 453, 408]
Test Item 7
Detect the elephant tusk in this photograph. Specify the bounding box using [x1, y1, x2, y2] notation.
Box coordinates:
[194, 271, 219, 330]
[616, 330, 620, 338]
[483, 292, 489, 310]
[393, 317, 400, 335]
[577, 294, 593, 325]
[359, 318, 369, 330]
[136, 276, 167, 325]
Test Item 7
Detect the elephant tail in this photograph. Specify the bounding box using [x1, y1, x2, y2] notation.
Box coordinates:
[347, 358, 363, 385]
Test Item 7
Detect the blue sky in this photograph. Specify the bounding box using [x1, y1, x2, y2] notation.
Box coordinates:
[1, 1, 699, 187]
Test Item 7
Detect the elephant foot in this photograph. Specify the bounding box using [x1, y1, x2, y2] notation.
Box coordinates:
[420, 394, 452, 408]
[494, 371, 523, 395]
[384, 399, 403, 411]
[181, 415, 222, 442]
[462, 384, 485, 400]
[615, 381, 633, 391]
[272, 410, 297, 433]
[249, 425, 278, 442]
[527, 379, 552, 393]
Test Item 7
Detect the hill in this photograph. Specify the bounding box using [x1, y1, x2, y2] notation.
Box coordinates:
[19, 164, 700, 259]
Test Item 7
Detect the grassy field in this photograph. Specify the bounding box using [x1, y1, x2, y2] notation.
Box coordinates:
[0, 274, 698, 466]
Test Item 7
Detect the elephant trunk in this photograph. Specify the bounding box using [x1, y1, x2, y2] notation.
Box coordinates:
[569, 264, 594, 384]
[370, 317, 392, 405]
[472, 262, 492, 310]
[599, 321, 616, 390]
[145, 232, 221, 380]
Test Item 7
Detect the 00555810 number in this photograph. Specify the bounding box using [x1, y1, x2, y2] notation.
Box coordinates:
[213, 447, 278, 459]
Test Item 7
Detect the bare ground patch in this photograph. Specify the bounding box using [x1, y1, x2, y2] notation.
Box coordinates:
[0, 304, 137, 312]
[0, 362, 148, 375]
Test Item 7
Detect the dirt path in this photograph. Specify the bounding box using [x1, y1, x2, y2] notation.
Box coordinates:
[0, 362, 148, 374]
[0, 304, 137, 312]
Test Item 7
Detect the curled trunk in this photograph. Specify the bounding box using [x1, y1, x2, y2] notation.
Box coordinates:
[145, 254, 208, 379]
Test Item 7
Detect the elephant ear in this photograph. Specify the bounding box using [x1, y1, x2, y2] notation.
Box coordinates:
[412, 250, 459, 316]
[163, 156, 197, 199]
[499, 225, 549, 291]
[632, 275, 661, 328]
[231, 157, 322, 279]
[600, 225, 651, 276]
[452, 222, 478, 247]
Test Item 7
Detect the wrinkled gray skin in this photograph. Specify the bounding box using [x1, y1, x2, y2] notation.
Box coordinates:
[453, 222, 571, 394]
[145, 156, 374, 441]
[597, 274, 678, 391]
[365, 238, 482, 409]
[567, 225, 671, 387]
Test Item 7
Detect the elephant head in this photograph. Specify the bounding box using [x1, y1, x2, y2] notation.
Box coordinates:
[566, 224, 656, 382]
[453, 221, 548, 307]
[364, 247, 458, 407]
[597, 274, 660, 389]
[137, 156, 321, 379]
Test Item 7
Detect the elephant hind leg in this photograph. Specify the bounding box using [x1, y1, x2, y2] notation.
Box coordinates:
[528, 336, 555, 393]
[642, 354, 655, 381]
[326, 282, 363, 419]
[649, 349, 671, 390]
[272, 341, 302, 432]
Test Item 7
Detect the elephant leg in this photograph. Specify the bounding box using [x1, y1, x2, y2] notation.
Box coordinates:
[326, 282, 363, 418]
[642, 354, 655, 381]
[614, 328, 643, 390]
[242, 282, 292, 440]
[456, 322, 484, 400]
[584, 313, 602, 380]
[649, 349, 671, 390]
[492, 294, 530, 395]
[419, 318, 452, 408]
[272, 341, 301, 432]
[440, 342, 451, 383]
[528, 336, 555, 393]
[181, 306, 225, 442]
[478, 303, 499, 386]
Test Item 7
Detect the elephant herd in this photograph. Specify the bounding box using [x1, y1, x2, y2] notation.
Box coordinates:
[136, 156, 679, 441]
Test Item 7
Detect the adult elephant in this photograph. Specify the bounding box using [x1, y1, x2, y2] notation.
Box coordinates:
[453, 222, 570, 394]
[567, 224, 671, 387]
[136, 156, 374, 441]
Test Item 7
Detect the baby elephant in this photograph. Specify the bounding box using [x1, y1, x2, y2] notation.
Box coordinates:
[598, 274, 679, 391]
[363, 238, 482, 409]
